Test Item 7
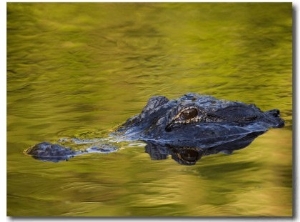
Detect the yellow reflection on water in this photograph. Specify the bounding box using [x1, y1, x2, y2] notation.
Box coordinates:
[7, 2, 292, 217]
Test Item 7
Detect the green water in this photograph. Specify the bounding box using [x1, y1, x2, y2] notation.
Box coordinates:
[7, 3, 292, 217]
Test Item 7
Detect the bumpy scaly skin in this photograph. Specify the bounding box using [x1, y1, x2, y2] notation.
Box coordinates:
[114, 93, 284, 147]
[26, 93, 284, 164]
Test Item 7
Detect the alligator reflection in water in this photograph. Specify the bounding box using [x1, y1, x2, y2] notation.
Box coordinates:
[25, 93, 284, 165]
[145, 132, 263, 165]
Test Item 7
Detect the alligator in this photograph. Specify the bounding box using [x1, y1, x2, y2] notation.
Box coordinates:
[25, 93, 284, 165]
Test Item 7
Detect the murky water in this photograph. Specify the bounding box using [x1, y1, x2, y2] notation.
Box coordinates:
[7, 3, 292, 217]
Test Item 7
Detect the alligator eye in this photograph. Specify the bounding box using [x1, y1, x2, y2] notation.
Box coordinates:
[180, 108, 198, 120]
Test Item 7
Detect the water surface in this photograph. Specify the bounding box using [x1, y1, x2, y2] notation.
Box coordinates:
[7, 3, 292, 217]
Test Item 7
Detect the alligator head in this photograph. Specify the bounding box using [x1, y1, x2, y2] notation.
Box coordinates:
[114, 93, 284, 149]
[26, 93, 285, 165]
